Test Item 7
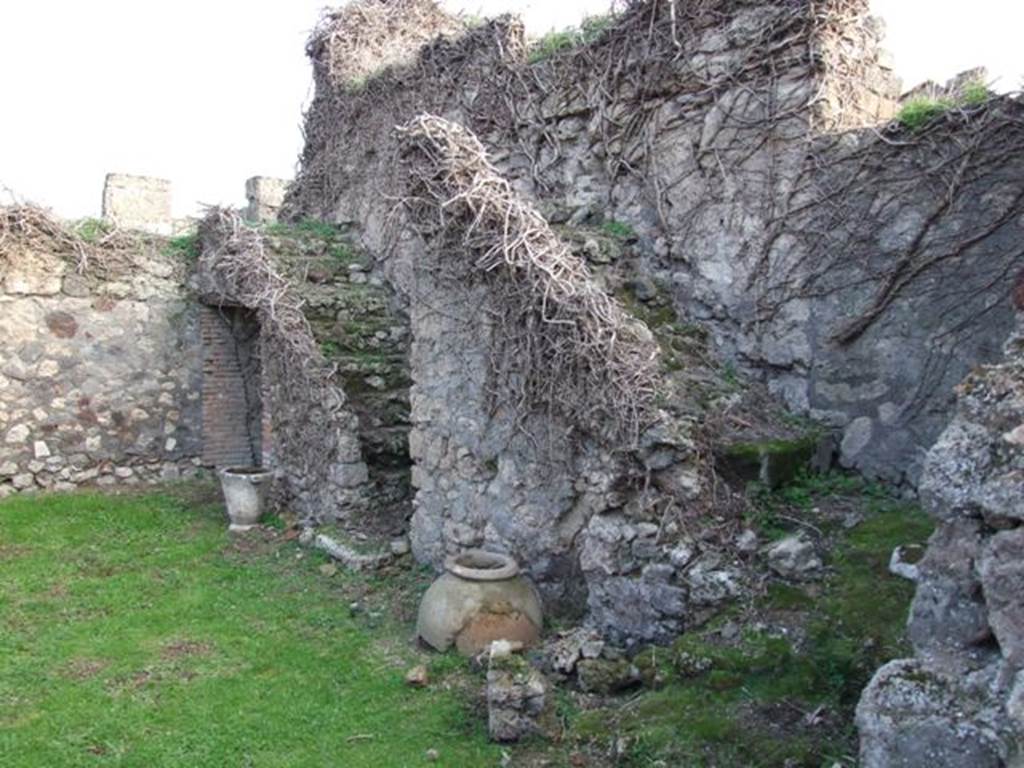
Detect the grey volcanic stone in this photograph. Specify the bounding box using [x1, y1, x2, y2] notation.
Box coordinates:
[906, 519, 990, 658]
[856, 659, 1008, 768]
[576, 658, 642, 694]
[979, 528, 1024, 669]
[486, 659, 546, 742]
[857, 320, 1024, 765]
[585, 575, 686, 646]
[765, 535, 822, 580]
[683, 559, 743, 606]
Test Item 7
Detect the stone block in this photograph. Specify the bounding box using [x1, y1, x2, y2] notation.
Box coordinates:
[102, 173, 172, 235]
[856, 659, 1006, 768]
[5, 424, 29, 444]
[765, 534, 823, 580]
[486, 656, 546, 742]
[979, 528, 1024, 667]
[716, 433, 822, 489]
[244, 177, 289, 223]
[11, 473, 34, 489]
[2, 247, 65, 295]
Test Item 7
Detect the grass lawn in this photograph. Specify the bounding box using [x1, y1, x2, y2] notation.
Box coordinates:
[0, 486, 499, 768]
[568, 473, 934, 766]
[0, 474, 932, 768]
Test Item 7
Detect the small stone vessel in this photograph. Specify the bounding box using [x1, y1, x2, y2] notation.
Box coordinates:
[217, 466, 272, 532]
[416, 550, 543, 656]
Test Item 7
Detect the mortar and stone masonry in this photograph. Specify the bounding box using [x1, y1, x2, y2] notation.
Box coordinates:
[280, 0, 1023, 637]
[2, 1, 1023, 762]
[0, 186, 205, 496]
[277, 0, 1023, 761]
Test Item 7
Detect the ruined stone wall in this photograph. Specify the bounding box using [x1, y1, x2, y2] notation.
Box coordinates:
[856, 315, 1024, 767]
[0, 220, 203, 496]
[757, 109, 1024, 484]
[282, 0, 1023, 643]
[102, 173, 174, 236]
[195, 214, 413, 529]
[279, 226, 414, 530]
[286, 0, 1023, 487]
[244, 177, 289, 224]
[398, 120, 714, 640]
[481, 6, 1022, 486]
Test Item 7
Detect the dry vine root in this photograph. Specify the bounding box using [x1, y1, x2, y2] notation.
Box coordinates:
[307, 0, 464, 89]
[197, 209, 364, 504]
[0, 205, 166, 281]
[397, 113, 661, 446]
[0, 206, 89, 275]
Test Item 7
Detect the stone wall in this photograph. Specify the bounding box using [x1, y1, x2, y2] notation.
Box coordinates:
[278, 223, 414, 530]
[855, 314, 1024, 767]
[0, 214, 203, 496]
[286, 0, 1023, 488]
[195, 214, 413, 529]
[280, 0, 1023, 641]
[398, 122, 715, 639]
[490, 8, 1022, 486]
[244, 177, 289, 224]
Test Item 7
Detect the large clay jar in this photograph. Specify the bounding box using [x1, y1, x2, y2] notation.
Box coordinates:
[217, 466, 272, 532]
[416, 550, 543, 656]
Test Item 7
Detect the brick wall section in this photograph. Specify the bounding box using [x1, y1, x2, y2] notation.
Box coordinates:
[200, 307, 259, 468]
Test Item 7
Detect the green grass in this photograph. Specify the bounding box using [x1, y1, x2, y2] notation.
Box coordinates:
[263, 218, 339, 241]
[162, 233, 199, 263]
[747, 469, 891, 539]
[0, 478, 933, 767]
[600, 219, 636, 240]
[0, 488, 499, 767]
[262, 218, 363, 268]
[571, 476, 933, 767]
[897, 97, 953, 130]
[960, 80, 990, 106]
[528, 14, 616, 63]
[896, 79, 990, 130]
[72, 219, 112, 243]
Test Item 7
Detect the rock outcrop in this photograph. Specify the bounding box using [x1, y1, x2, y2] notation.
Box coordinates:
[856, 317, 1024, 766]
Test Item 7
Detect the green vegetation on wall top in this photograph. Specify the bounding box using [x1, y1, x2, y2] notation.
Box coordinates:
[601, 218, 637, 240]
[163, 232, 200, 262]
[896, 79, 991, 130]
[528, 14, 616, 63]
[71, 218, 112, 243]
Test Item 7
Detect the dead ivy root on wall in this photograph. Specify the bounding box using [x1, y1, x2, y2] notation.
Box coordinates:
[197, 209, 369, 520]
[397, 113, 660, 447]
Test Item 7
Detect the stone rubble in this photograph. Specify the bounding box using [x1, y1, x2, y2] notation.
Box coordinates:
[766, 534, 823, 580]
[313, 534, 392, 572]
[856, 318, 1024, 766]
[486, 645, 547, 743]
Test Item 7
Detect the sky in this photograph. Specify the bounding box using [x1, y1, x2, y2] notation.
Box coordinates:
[1, 0, 1021, 220]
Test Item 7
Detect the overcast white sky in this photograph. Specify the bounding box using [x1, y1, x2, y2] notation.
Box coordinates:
[1, 0, 1021, 220]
